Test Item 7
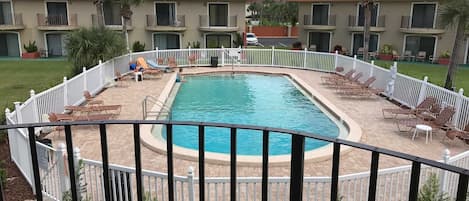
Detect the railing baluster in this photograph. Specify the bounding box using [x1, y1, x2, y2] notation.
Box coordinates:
[367, 151, 379, 201]
[28, 127, 43, 201]
[408, 161, 421, 201]
[63, 125, 79, 201]
[199, 125, 205, 201]
[262, 130, 269, 201]
[167, 124, 175, 201]
[230, 128, 237, 201]
[456, 174, 469, 201]
[290, 135, 305, 201]
[99, 124, 112, 201]
[133, 124, 143, 201]
[330, 143, 341, 201]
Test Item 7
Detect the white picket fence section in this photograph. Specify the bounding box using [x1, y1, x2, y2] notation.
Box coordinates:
[4, 48, 469, 201]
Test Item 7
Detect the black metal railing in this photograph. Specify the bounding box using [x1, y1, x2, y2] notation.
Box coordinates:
[1, 120, 468, 201]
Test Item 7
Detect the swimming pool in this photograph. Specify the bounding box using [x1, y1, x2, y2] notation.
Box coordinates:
[159, 74, 343, 156]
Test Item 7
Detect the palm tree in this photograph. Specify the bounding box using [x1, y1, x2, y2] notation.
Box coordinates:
[361, 0, 374, 62]
[93, 0, 105, 27]
[439, 0, 469, 89]
[118, 0, 145, 50]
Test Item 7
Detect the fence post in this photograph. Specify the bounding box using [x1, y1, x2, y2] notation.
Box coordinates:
[439, 149, 450, 194]
[30, 90, 40, 123]
[334, 50, 339, 70]
[83, 67, 88, 92]
[303, 48, 307, 69]
[63, 77, 68, 108]
[386, 63, 397, 100]
[271, 46, 275, 67]
[13, 102, 23, 124]
[452, 88, 465, 127]
[187, 166, 195, 201]
[370, 61, 375, 77]
[73, 147, 83, 200]
[98, 60, 103, 87]
[353, 55, 357, 70]
[417, 76, 429, 106]
[56, 143, 68, 199]
[155, 47, 159, 62]
[221, 46, 225, 67]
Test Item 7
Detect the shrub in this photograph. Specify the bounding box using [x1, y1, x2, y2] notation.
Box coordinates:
[380, 44, 393, 55]
[23, 41, 38, 53]
[418, 173, 450, 201]
[440, 50, 451, 58]
[132, 41, 145, 52]
[66, 27, 126, 76]
[233, 32, 243, 47]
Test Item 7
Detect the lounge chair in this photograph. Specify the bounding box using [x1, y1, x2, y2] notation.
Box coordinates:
[416, 51, 427, 62]
[337, 76, 376, 91]
[445, 124, 469, 144]
[320, 67, 345, 80]
[64, 105, 121, 116]
[395, 106, 455, 132]
[327, 72, 363, 88]
[49, 112, 114, 121]
[168, 57, 177, 68]
[322, 70, 357, 85]
[115, 71, 130, 87]
[84, 91, 104, 105]
[382, 97, 436, 119]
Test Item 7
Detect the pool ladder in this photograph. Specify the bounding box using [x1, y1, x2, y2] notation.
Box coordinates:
[142, 95, 171, 120]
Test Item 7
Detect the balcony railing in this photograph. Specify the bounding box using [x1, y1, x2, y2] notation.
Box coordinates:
[400, 15, 444, 29]
[2, 120, 469, 201]
[146, 15, 185, 27]
[348, 15, 385, 27]
[91, 14, 132, 29]
[303, 14, 336, 26]
[199, 15, 237, 28]
[37, 13, 77, 27]
[0, 13, 24, 30]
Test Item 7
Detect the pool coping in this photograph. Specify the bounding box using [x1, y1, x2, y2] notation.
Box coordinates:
[140, 68, 362, 166]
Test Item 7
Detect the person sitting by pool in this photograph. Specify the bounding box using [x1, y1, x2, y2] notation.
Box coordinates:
[176, 68, 185, 82]
[129, 61, 137, 71]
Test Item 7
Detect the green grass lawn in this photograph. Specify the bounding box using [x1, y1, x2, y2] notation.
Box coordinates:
[373, 60, 469, 93]
[0, 60, 72, 120]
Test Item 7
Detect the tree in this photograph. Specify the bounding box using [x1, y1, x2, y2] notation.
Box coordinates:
[439, 0, 469, 89]
[118, 0, 145, 49]
[66, 27, 126, 75]
[247, 2, 261, 21]
[361, 0, 375, 62]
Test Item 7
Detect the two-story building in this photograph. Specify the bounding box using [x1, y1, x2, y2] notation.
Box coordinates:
[292, 0, 468, 64]
[0, 0, 246, 57]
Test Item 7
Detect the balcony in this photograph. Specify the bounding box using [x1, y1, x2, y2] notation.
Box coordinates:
[303, 14, 336, 31]
[199, 15, 238, 32]
[145, 15, 186, 32]
[91, 14, 133, 31]
[347, 15, 386, 32]
[400, 16, 445, 34]
[0, 13, 25, 31]
[37, 13, 79, 31]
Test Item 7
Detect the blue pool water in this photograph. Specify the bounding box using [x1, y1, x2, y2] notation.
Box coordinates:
[162, 74, 341, 155]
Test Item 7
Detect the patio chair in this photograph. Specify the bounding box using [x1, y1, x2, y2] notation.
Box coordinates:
[49, 112, 114, 122]
[115, 71, 130, 87]
[320, 67, 346, 81]
[336, 76, 376, 92]
[429, 55, 438, 64]
[416, 51, 427, 62]
[357, 47, 364, 57]
[326, 72, 363, 88]
[392, 50, 401, 61]
[445, 124, 469, 144]
[336, 84, 384, 97]
[395, 106, 455, 132]
[321, 69, 356, 84]
[168, 57, 178, 68]
[382, 97, 436, 119]
[188, 55, 197, 67]
[402, 50, 414, 61]
[64, 104, 121, 117]
[84, 91, 104, 105]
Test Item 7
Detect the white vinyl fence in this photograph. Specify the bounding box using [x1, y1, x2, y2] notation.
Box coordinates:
[4, 48, 469, 201]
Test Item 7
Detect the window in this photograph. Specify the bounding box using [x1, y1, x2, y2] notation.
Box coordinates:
[0, 33, 19, 56]
[352, 33, 379, 55]
[206, 34, 231, 48]
[312, 4, 329, 25]
[308, 32, 330, 52]
[154, 33, 180, 50]
[357, 4, 378, 26]
[209, 3, 228, 26]
[0, 2, 13, 25]
[155, 2, 176, 26]
[411, 3, 436, 28]
[103, 1, 121, 25]
[46, 2, 68, 25]
[46, 33, 67, 56]
[405, 36, 435, 59]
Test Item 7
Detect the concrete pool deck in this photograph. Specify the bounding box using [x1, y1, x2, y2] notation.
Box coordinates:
[48, 67, 468, 177]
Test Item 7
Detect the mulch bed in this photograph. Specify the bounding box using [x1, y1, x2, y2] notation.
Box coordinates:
[0, 135, 35, 201]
